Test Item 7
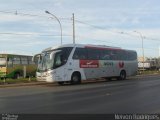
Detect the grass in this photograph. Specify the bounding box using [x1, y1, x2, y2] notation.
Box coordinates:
[0, 77, 37, 84]
[138, 70, 160, 75]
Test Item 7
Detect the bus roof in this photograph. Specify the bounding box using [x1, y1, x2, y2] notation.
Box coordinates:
[46, 44, 120, 50]
[42, 44, 136, 52]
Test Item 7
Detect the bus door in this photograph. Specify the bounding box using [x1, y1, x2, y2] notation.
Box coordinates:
[53, 51, 68, 81]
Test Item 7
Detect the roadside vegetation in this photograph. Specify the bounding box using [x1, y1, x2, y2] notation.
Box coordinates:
[0, 77, 36, 84]
[138, 70, 160, 75]
[0, 70, 160, 85]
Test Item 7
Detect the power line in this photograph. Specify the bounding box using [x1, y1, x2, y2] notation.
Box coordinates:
[75, 19, 160, 42]
[0, 32, 72, 37]
[75, 20, 111, 30]
[0, 10, 160, 42]
[121, 31, 160, 42]
[0, 10, 70, 20]
[76, 35, 122, 46]
[75, 19, 126, 34]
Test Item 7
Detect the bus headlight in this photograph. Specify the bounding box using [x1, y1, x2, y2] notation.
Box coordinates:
[46, 72, 51, 76]
[46, 71, 56, 76]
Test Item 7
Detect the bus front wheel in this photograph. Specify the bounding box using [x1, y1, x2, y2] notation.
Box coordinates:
[58, 81, 64, 85]
[71, 72, 81, 85]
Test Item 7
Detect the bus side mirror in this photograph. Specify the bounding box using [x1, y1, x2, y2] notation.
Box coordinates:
[50, 51, 55, 60]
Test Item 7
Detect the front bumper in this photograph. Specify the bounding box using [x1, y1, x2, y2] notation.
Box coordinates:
[36, 72, 56, 83]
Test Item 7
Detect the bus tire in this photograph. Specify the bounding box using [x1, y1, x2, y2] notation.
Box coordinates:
[58, 81, 64, 85]
[108, 77, 112, 81]
[104, 77, 112, 81]
[118, 70, 126, 80]
[71, 72, 81, 84]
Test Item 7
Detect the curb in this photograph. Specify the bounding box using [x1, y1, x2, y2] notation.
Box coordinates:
[0, 81, 48, 88]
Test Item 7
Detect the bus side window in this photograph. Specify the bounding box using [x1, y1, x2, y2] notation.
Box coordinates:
[127, 51, 137, 60]
[87, 48, 100, 60]
[73, 48, 87, 60]
[100, 50, 111, 60]
[116, 51, 124, 60]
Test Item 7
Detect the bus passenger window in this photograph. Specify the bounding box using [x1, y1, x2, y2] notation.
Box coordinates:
[103, 55, 110, 60]
[101, 50, 111, 60]
[73, 48, 87, 60]
[87, 48, 100, 60]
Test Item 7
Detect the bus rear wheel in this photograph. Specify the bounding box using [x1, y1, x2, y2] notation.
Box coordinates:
[71, 72, 81, 85]
[118, 70, 126, 80]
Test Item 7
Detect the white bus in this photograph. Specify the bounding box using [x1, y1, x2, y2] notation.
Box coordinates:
[33, 44, 138, 85]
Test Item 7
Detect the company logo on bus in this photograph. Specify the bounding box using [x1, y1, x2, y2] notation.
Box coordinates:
[80, 60, 99, 68]
[119, 61, 124, 68]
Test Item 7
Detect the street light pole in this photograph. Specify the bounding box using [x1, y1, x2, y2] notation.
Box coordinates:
[72, 13, 75, 44]
[134, 31, 145, 71]
[45, 10, 62, 45]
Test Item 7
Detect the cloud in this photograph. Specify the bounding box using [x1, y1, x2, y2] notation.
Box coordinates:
[0, 13, 34, 22]
[0, 0, 160, 57]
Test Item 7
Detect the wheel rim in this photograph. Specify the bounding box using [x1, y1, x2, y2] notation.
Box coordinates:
[72, 75, 79, 82]
[71, 73, 81, 84]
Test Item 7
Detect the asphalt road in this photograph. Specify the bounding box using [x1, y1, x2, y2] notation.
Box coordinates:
[0, 75, 160, 114]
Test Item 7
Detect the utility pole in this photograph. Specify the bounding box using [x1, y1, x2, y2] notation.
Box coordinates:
[72, 13, 75, 44]
[134, 31, 145, 72]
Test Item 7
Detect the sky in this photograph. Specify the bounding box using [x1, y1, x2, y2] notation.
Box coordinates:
[0, 0, 160, 57]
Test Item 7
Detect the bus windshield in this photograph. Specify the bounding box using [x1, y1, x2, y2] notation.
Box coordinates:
[0, 58, 6, 67]
[37, 47, 73, 72]
[37, 52, 53, 72]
